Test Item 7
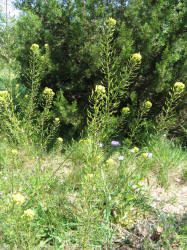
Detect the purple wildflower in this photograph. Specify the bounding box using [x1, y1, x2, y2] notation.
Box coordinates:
[111, 141, 120, 146]
[98, 143, 103, 148]
[118, 156, 124, 161]
[147, 153, 152, 158]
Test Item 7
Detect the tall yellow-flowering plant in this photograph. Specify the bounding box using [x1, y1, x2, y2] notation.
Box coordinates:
[87, 18, 142, 142]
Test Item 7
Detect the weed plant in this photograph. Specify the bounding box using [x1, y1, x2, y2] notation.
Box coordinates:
[87, 18, 143, 143]
[0, 43, 59, 153]
[156, 81, 186, 134]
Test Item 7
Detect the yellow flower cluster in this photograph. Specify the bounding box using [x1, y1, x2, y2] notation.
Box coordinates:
[57, 137, 63, 143]
[106, 158, 115, 166]
[12, 193, 25, 205]
[30, 43, 39, 51]
[11, 149, 18, 156]
[43, 87, 55, 97]
[106, 18, 116, 26]
[24, 209, 35, 219]
[44, 43, 49, 49]
[40, 55, 45, 61]
[141, 153, 147, 159]
[80, 138, 93, 145]
[134, 147, 139, 153]
[55, 117, 60, 123]
[131, 146, 139, 153]
[174, 82, 185, 93]
[144, 101, 152, 109]
[132, 52, 142, 62]
[0, 91, 9, 96]
[122, 107, 130, 115]
[95, 85, 105, 94]
[10, 73, 15, 80]
[141, 152, 152, 159]
[87, 174, 94, 179]
[0, 91, 9, 103]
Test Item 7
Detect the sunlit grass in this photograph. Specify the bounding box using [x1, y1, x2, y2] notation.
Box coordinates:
[0, 134, 186, 248]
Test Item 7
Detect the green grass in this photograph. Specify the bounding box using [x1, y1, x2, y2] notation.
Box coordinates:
[0, 135, 186, 249]
[146, 135, 186, 187]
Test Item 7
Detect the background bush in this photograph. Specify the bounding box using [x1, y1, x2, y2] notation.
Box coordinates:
[0, 0, 186, 143]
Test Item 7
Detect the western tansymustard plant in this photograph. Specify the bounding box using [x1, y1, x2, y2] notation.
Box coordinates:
[0, 43, 59, 152]
[156, 81, 185, 134]
[129, 100, 152, 141]
[87, 18, 142, 142]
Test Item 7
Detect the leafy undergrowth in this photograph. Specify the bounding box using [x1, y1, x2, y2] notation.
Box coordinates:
[0, 136, 186, 249]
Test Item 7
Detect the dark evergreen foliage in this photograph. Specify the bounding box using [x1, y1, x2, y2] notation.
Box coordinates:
[10, 0, 187, 141]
